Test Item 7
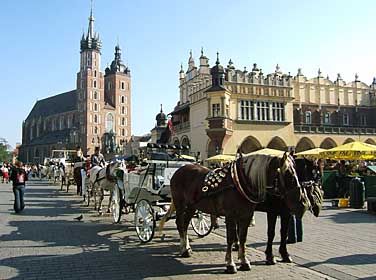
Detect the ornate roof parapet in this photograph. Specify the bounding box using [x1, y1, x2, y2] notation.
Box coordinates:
[105, 43, 130, 76]
[199, 47, 210, 74]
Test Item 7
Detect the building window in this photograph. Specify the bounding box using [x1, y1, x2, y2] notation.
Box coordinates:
[272, 102, 284, 121]
[324, 112, 330, 125]
[122, 106, 125, 114]
[239, 100, 254, 120]
[305, 111, 312, 124]
[256, 101, 269, 121]
[343, 113, 349, 125]
[93, 80, 97, 88]
[121, 117, 125, 126]
[361, 114, 367, 126]
[106, 113, 114, 132]
[121, 96, 125, 103]
[121, 81, 125, 90]
[122, 128, 125, 136]
[94, 70, 97, 77]
[94, 126, 98, 135]
[94, 91, 98, 100]
[94, 103, 98, 111]
[212, 103, 220, 117]
[94, 114, 98, 124]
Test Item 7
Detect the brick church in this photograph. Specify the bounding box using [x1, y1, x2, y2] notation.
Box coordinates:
[19, 7, 131, 163]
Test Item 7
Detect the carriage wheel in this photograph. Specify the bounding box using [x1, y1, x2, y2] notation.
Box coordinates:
[111, 185, 122, 223]
[191, 210, 213, 238]
[135, 199, 155, 243]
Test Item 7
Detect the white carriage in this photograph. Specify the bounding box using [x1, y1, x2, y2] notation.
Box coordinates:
[111, 152, 213, 243]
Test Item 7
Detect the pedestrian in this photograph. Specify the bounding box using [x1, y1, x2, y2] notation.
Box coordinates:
[2, 164, 9, 183]
[10, 160, 27, 213]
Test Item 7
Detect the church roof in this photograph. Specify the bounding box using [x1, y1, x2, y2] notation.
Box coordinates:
[26, 90, 77, 120]
[26, 129, 72, 146]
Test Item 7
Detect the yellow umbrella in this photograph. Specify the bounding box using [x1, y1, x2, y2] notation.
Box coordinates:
[295, 148, 327, 158]
[246, 148, 285, 157]
[319, 141, 376, 160]
[205, 154, 235, 163]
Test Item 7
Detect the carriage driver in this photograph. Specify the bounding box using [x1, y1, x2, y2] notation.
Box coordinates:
[73, 146, 86, 196]
[91, 146, 106, 168]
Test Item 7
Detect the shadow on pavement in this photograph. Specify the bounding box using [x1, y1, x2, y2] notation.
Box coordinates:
[0, 218, 229, 279]
[323, 209, 376, 224]
[303, 253, 376, 268]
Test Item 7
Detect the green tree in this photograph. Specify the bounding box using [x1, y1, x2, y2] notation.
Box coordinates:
[0, 138, 12, 163]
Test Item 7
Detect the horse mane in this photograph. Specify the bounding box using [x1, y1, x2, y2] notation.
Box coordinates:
[243, 154, 279, 200]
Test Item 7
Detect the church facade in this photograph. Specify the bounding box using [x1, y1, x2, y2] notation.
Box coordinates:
[19, 8, 131, 163]
[171, 50, 376, 159]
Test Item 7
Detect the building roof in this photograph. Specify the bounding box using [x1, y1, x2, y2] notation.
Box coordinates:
[26, 90, 77, 120]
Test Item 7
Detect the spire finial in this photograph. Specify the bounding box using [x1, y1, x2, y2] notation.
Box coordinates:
[190, 49, 192, 57]
[201, 47, 204, 56]
[216, 52, 220, 65]
[355, 73, 359, 82]
[318, 68, 322, 77]
[88, 0, 95, 38]
[160, 104, 163, 113]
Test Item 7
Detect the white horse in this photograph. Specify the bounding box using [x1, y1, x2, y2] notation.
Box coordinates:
[89, 161, 124, 214]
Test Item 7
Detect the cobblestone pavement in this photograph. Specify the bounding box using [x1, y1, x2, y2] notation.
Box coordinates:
[0, 179, 375, 280]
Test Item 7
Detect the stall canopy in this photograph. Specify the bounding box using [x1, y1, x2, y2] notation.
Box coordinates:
[319, 141, 376, 160]
[295, 148, 327, 158]
[205, 154, 235, 163]
[246, 148, 285, 157]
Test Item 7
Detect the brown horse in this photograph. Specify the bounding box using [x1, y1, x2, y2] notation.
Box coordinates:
[160, 153, 309, 274]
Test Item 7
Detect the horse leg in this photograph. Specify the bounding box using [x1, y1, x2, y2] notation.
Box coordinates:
[107, 190, 112, 213]
[237, 217, 252, 271]
[279, 213, 293, 263]
[224, 216, 237, 274]
[177, 207, 195, 257]
[265, 212, 278, 265]
[98, 188, 104, 215]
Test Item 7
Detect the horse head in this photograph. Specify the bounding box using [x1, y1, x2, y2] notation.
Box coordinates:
[278, 153, 310, 219]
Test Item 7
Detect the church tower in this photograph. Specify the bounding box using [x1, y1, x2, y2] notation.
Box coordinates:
[104, 43, 131, 148]
[76, 4, 105, 154]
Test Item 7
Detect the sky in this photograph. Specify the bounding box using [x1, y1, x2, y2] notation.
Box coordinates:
[1, 0, 376, 149]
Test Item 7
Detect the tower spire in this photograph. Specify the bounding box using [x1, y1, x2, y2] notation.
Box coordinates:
[88, 0, 95, 39]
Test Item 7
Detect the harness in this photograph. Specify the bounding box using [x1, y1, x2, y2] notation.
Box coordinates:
[93, 165, 117, 185]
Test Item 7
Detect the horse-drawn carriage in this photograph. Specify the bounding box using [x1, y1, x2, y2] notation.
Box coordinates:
[109, 152, 213, 243]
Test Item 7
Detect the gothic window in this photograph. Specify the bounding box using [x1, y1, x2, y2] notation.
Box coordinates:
[106, 113, 114, 132]
[94, 103, 98, 111]
[272, 102, 284, 121]
[121, 96, 125, 103]
[305, 111, 312, 124]
[212, 103, 220, 117]
[121, 117, 125, 126]
[256, 101, 270, 121]
[121, 81, 125, 90]
[93, 80, 97, 88]
[122, 128, 125, 136]
[94, 70, 97, 77]
[239, 100, 254, 120]
[92, 137, 95, 144]
[59, 117, 64, 130]
[122, 106, 125, 114]
[94, 91, 98, 100]
[94, 126, 98, 135]
[94, 114, 98, 124]
[324, 112, 330, 125]
[343, 113, 349, 125]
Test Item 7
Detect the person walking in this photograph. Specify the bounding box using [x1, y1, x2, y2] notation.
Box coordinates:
[10, 161, 27, 213]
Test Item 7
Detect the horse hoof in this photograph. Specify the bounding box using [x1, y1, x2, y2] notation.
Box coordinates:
[232, 243, 239, 251]
[181, 249, 192, 258]
[281, 255, 293, 263]
[225, 265, 237, 274]
[266, 255, 277, 265]
[238, 263, 251, 271]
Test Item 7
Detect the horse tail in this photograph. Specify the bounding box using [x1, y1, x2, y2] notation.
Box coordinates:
[159, 199, 175, 235]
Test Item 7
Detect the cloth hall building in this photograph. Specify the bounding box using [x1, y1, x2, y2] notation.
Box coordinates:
[171, 50, 376, 159]
[19, 9, 131, 163]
